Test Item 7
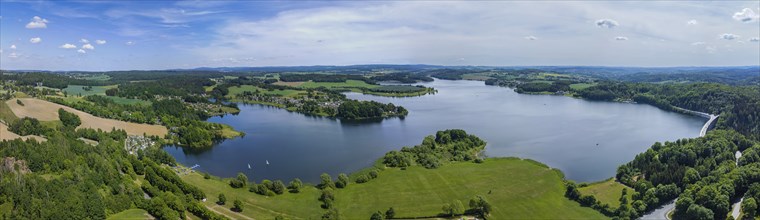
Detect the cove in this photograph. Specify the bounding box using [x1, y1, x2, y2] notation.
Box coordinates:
[164, 79, 705, 183]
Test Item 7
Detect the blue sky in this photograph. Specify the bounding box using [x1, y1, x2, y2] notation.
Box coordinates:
[1, 0, 759, 71]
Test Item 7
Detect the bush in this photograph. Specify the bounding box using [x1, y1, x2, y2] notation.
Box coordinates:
[355, 175, 369, 183]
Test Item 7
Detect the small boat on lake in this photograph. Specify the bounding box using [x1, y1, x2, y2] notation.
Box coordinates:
[266, 160, 269, 165]
[248, 163, 251, 169]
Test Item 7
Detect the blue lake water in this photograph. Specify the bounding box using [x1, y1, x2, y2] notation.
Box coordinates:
[165, 79, 704, 183]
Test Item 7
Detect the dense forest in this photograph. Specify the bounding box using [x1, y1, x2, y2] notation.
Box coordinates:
[577, 82, 760, 141]
[370, 72, 434, 83]
[279, 74, 373, 83]
[383, 129, 486, 169]
[336, 100, 408, 120]
[614, 130, 760, 219]
[0, 129, 227, 220]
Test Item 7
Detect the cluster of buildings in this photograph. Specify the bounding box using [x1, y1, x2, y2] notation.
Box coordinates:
[124, 135, 155, 155]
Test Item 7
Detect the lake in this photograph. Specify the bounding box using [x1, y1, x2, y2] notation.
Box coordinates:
[164, 79, 705, 183]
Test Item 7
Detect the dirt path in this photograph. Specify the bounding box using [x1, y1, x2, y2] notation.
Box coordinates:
[6, 98, 167, 136]
[206, 204, 255, 220]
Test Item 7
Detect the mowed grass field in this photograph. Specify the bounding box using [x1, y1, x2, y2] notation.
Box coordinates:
[107, 209, 153, 220]
[182, 172, 325, 219]
[226, 85, 305, 98]
[578, 178, 633, 208]
[336, 158, 606, 219]
[183, 158, 607, 219]
[63, 85, 117, 96]
[570, 83, 596, 90]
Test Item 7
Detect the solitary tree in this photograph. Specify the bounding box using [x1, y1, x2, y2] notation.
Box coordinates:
[217, 193, 226, 205]
[371, 211, 385, 220]
[336, 173, 349, 188]
[289, 178, 303, 193]
[233, 199, 243, 212]
[469, 196, 492, 217]
[320, 173, 335, 189]
[385, 207, 395, 219]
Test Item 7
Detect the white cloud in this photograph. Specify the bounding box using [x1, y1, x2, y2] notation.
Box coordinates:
[80, 39, 89, 43]
[595, 19, 619, 28]
[10, 45, 16, 50]
[125, 41, 135, 46]
[687, 20, 698, 25]
[60, 43, 77, 49]
[77, 49, 86, 54]
[8, 52, 19, 58]
[750, 37, 760, 42]
[691, 42, 705, 46]
[82, 44, 95, 50]
[720, 33, 740, 40]
[95, 40, 107, 45]
[615, 36, 628, 41]
[29, 37, 42, 44]
[524, 36, 537, 40]
[733, 8, 759, 23]
[25, 16, 49, 29]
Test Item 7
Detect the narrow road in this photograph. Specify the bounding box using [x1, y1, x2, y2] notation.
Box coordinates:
[640, 199, 675, 220]
[731, 197, 743, 220]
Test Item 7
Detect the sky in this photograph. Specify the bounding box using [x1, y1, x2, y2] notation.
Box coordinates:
[0, 0, 759, 71]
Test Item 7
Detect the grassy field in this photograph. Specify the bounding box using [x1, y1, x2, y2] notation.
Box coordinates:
[227, 85, 305, 98]
[570, 83, 596, 90]
[107, 208, 152, 220]
[181, 172, 325, 219]
[578, 178, 633, 208]
[105, 96, 152, 105]
[0, 101, 18, 124]
[300, 80, 379, 89]
[63, 85, 118, 96]
[182, 158, 607, 219]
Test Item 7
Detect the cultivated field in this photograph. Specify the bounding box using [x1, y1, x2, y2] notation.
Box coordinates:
[181, 158, 606, 219]
[0, 123, 46, 142]
[6, 98, 167, 136]
[63, 85, 117, 96]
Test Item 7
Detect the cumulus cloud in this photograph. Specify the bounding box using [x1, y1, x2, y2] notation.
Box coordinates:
[733, 8, 759, 23]
[29, 37, 42, 44]
[750, 37, 760, 42]
[10, 45, 16, 50]
[77, 49, 86, 54]
[25, 16, 49, 29]
[125, 41, 135, 46]
[595, 19, 619, 28]
[80, 39, 89, 43]
[524, 36, 537, 40]
[82, 44, 95, 50]
[691, 42, 706, 46]
[60, 43, 77, 49]
[687, 20, 698, 25]
[95, 40, 107, 45]
[720, 33, 740, 40]
[615, 36, 628, 41]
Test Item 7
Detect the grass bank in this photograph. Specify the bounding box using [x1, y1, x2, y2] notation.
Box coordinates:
[181, 158, 607, 219]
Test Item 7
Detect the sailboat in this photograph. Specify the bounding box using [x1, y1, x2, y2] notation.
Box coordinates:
[266, 160, 270, 165]
[247, 163, 251, 169]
